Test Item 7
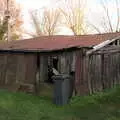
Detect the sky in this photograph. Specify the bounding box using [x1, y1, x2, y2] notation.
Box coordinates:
[16, 0, 51, 33]
[16, 0, 59, 24]
[16, 0, 117, 37]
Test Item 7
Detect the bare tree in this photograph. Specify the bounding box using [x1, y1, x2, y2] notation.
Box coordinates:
[0, 0, 23, 41]
[60, 0, 87, 35]
[29, 7, 60, 37]
[89, 0, 120, 33]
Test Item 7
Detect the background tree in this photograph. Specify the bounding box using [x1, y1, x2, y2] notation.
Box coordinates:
[88, 0, 120, 33]
[0, 0, 23, 41]
[60, 0, 87, 35]
[29, 7, 60, 37]
[0, 17, 8, 41]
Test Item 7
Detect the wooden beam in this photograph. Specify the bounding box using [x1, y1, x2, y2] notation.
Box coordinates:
[86, 36, 120, 56]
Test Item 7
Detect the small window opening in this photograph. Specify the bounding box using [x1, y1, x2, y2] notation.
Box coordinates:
[48, 56, 59, 84]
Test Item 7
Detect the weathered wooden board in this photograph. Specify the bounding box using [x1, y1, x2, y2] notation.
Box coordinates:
[16, 54, 26, 83]
[0, 54, 7, 85]
[24, 54, 37, 84]
[75, 50, 90, 95]
[5, 54, 18, 85]
[39, 55, 48, 82]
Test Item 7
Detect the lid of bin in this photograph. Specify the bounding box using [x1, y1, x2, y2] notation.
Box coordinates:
[52, 74, 70, 80]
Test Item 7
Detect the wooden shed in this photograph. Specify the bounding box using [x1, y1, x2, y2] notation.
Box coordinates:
[0, 32, 120, 96]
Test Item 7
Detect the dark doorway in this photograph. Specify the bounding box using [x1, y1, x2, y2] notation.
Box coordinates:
[52, 56, 58, 70]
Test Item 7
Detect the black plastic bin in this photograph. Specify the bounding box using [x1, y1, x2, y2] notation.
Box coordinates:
[52, 74, 73, 105]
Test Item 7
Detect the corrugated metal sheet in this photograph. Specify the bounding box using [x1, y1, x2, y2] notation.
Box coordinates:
[0, 32, 120, 52]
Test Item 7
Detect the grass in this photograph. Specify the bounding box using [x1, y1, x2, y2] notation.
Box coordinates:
[0, 87, 120, 120]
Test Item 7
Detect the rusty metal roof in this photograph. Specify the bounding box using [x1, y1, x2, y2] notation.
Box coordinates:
[0, 32, 120, 52]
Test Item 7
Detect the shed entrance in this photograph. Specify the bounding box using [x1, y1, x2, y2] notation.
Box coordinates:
[36, 52, 75, 98]
[36, 54, 60, 98]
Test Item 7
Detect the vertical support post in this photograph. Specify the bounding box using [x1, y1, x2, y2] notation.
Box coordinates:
[87, 54, 92, 94]
[101, 54, 105, 89]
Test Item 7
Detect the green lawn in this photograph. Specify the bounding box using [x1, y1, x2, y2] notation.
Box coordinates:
[0, 87, 120, 120]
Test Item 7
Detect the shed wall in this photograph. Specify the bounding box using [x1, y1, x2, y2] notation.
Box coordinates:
[1, 48, 120, 96]
[0, 53, 37, 93]
[74, 46, 120, 96]
[88, 52, 120, 94]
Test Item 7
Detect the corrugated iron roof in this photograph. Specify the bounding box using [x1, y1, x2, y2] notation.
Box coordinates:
[0, 32, 120, 52]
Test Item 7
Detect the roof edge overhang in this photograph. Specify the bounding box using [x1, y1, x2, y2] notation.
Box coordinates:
[0, 46, 92, 54]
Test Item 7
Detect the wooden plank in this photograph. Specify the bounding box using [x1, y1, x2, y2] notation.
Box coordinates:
[110, 54, 114, 87]
[39, 55, 48, 82]
[94, 55, 98, 92]
[88, 55, 94, 93]
[94, 55, 102, 92]
[25, 54, 37, 84]
[109, 55, 113, 88]
[103, 54, 109, 89]
[75, 49, 90, 95]
[112, 54, 117, 86]
[5, 54, 18, 85]
[71, 52, 76, 72]
[58, 52, 71, 74]
[87, 55, 92, 94]
[107, 54, 111, 88]
[83, 54, 90, 94]
[101, 54, 105, 89]
[114, 53, 119, 85]
[16, 54, 26, 83]
[0, 54, 8, 86]
[105, 54, 110, 89]
[75, 51, 82, 95]
[91, 55, 96, 93]
[118, 53, 120, 84]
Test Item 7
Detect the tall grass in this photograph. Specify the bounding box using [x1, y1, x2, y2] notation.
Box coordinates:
[0, 86, 119, 120]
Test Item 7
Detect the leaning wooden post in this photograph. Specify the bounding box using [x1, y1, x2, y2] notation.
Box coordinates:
[86, 54, 92, 94]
